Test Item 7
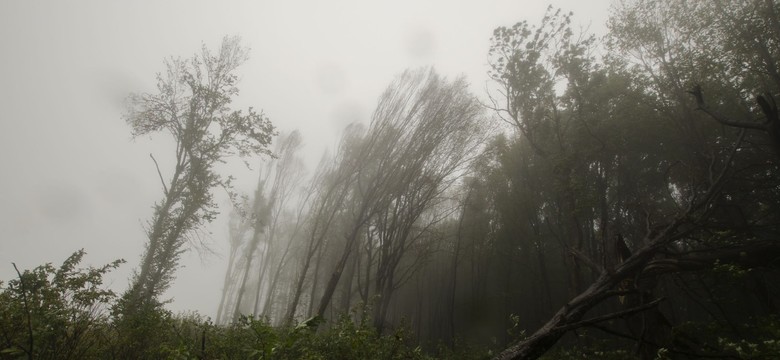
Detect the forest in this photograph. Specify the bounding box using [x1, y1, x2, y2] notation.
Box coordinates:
[2, 1, 780, 359]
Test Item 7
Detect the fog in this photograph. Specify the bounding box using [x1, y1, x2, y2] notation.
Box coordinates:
[6, 2, 780, 359]
[0, 0, 610, 318]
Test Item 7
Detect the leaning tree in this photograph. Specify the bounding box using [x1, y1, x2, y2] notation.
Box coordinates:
[120, 36, 275, 315]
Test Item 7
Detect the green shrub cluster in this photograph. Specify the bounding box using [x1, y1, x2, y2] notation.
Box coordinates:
[0, 250, 122, 359]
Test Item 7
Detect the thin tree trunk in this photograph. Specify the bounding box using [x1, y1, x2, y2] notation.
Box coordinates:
[339, 249, 359, 314]
[307, 242, 326, 317]
[316, 226, 362, 318]
[216, 248, 239, 324]
[262, 238, 294, 318]
[232, 251, 255, 321]
[285, 249, 315, 324]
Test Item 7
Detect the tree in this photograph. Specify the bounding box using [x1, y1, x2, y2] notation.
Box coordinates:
[488, 3, 780, 359]
[215, 200, 253, 325]
[312, 68, 485, 324]
[221, 131, 305, 323]
[120, 36, 275, 314]
[283, 127, 362, 325]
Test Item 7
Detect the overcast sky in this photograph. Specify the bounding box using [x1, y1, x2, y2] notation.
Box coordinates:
[0, 0, 611, 317]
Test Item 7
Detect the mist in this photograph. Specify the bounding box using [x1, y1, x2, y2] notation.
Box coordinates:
[2, 1, 780, 359]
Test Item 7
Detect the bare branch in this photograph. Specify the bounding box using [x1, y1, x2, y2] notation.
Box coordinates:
[149, 153, 169, 195]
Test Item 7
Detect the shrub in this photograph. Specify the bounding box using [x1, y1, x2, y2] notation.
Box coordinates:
[0, 250, 123, 360]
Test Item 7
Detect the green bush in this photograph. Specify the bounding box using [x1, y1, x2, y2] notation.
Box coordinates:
[0, 250, 123, 360]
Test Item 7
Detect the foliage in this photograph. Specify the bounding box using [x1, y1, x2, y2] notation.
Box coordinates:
[2, 255, 776, 360]
[0, 250, 123, 360]
[671, 316, 780, 359]
[479, 1, 780, 358]
[540, 345, 633, 360]
[0, 255, 446, 359]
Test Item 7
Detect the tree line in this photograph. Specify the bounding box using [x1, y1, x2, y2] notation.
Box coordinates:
[216, 1, 780, 358]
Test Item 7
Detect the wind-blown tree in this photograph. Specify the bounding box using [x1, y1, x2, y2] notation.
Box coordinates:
[362, 76, 485, 331]
[216, 131, 305, 323]
[120, 36, 275, 316]
[283, 125, 364, 325]
[312, 68, 485, 325]
[275, 69, 487, 327]
[215, 201, 253, 325]
[248, 131, 306, 317]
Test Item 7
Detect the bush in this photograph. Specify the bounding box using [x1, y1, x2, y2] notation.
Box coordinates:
[0, 250, 123, 359]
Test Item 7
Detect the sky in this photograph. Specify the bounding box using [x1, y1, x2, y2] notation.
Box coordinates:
[0, 0, 612, 318]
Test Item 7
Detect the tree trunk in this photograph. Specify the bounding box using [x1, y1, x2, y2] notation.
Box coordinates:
[284, 250, 314, 324]
[307, 243, 326, 317]
[215, 247, 238, 324]
[316, 226, 361, 318]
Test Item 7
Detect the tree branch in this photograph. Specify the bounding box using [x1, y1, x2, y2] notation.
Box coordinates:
[554, 298, 664, 333]
[697, 105, 768, 131]
[690, 85, 768, 131]
[149, 153, 169, 195]
[569, 247, 603, 273]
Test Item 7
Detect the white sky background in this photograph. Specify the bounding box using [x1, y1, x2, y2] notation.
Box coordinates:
[0, 0, 611, 318]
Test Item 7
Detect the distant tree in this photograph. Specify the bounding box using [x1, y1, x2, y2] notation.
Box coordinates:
[364, 74, 485, 332]
[215, 201, 252, 325]
[228, 131, 305, 322]
[120, 36, 275, 315]
[312, 68, 485, 325]
[259, 156, 321, 322]
[283, 127, 362, 325]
